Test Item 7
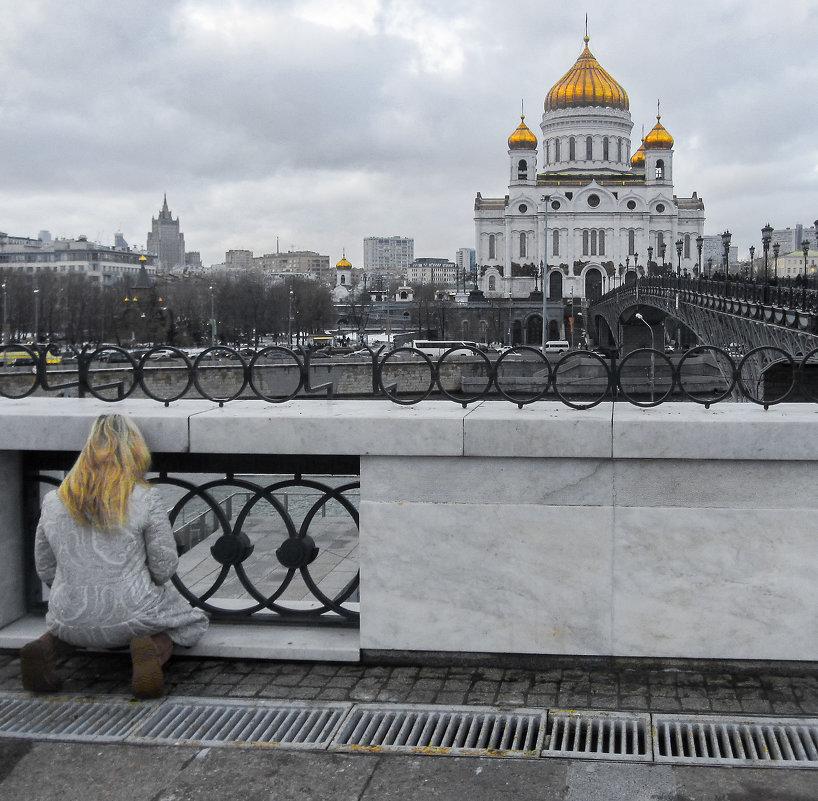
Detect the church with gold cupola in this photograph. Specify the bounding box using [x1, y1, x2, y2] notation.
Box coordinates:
[474, 33, 705, 342]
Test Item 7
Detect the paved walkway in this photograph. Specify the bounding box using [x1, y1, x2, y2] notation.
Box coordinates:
[2, 650, 818, 800]
[1, 649, 817, 716]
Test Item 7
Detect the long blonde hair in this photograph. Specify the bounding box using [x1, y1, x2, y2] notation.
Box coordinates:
[58, 414, 151, 530]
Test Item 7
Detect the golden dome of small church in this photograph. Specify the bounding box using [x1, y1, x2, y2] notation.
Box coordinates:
[474, 30, 705, 343]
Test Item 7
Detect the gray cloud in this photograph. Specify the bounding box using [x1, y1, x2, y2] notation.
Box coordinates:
[1, 0, 816, 268]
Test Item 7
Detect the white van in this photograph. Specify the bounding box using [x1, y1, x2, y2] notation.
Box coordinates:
[544, 340, 570, 354]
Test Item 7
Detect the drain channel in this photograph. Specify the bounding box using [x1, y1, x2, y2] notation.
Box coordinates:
[130, 698, 351, 749]
[653, 715, 818, 768]
[543, 710, 652, 762]
[330, 704, 545, 756]
[0, 693, 151, 743]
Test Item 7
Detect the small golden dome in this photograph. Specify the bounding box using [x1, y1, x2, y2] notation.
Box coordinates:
[631, 140, 646, 168]
[545, 36, 629, 112]
[644, 114, 674, 150]
[336, 256, 352, 269]
[508, 115, 538, 150]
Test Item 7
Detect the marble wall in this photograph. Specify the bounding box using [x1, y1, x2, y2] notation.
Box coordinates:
[2, 397, 818, 662]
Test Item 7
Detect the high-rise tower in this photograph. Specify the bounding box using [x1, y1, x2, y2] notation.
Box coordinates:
[147, 195, 186, 271]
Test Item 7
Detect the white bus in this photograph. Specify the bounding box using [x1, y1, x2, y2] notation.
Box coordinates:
[411, 340, 483, 358]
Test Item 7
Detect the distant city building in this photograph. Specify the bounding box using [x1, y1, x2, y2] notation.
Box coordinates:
[363, 236, 414, 278]
[185, 251, 202, 269]
[775, 248, 818, 281]
[0, 231, 156, 285]
[213, 249, 331, 283]
[455, 247, 476, 275]
[406, 257, 458, 287]
[146, 195, 186, 272]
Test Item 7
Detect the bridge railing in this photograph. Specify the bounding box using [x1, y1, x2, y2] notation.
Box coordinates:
[3, 341, 818, 409]
[606, 274, 818, 315]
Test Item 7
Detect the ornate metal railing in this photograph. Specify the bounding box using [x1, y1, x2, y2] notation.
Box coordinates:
[28, 465, 360, 625]
[5, 340, 818, 409]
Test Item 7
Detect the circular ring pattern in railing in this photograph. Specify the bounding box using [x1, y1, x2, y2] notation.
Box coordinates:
[248, 346, 304, 403]
[192, 347, 249, 403]
[139, 346, 194, 403]
[736, 346, 796, 406]
[551, 350, 612, 410]
[798, 348, 818, 403]
[376, 347, 435, 405]
[494, 346, 552, 406]
[156, 475, 359, 620]
[617, 348, 675, 408]
[0, 344, 39, 399]
[86, 346, 139, 401]
[675, 346, 736, 405]
[435, 345, 493, 406]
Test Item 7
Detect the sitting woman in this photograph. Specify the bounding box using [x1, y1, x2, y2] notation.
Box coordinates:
[21, 413, 208, 699]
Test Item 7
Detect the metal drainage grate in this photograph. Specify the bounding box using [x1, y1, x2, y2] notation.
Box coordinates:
[542, 710, 652, 762]
[653, 715, 818, 768]
[330, 704, 545, 756]
[128, 698, 352, 749]
[0, 693, 151, 743]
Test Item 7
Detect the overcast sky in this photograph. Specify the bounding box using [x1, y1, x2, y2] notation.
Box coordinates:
[1, 0, 816, 268]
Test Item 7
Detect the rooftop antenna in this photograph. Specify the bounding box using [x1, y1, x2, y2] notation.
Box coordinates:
[585, 13, 589, 41]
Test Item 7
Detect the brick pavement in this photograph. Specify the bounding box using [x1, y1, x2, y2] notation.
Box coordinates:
[2, 649, 818, 717]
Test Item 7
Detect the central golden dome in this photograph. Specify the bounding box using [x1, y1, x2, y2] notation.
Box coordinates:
[545, 36, 629, 112]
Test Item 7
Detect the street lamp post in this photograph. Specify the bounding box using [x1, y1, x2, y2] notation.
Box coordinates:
[1, 282, 7, 346]
[749, 246, 755, 282]
[721, 230, 732, 281]
[695, 234, 703, 277]
[659, 243, 666, 270]
[647, 245, 654, 278]
[773, 242, 780, 281]
[802, 239, 810, 309]
[33, 287, 40, 344]
[288, 288, 294, 346]
[209, 285, 215, 346]
[675, 239, 683, 278]
[761, 223, 773, 305]
[634, 312, 655, 403]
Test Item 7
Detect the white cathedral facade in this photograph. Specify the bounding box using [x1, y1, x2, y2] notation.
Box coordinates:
[474, 35, 705, 341]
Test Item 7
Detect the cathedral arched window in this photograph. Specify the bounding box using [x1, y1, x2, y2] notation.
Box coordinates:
[628, 229, 635, 256]
[488, 275, 496, 291]
[684, 234, 691, 259]
[590, 230, 598, 256]
[603, 137, 609, 161]
[569, 137, 576, 161]
[655, 159, 665, 180]
[340, 274, 346, 285]
[657, 232, 665, 252]
[520, 232, 527, 258]
[617, 138, 622, 162]
[517, 159, 527, 180]
[586, 136, 593, 160]
[488, 234, 496, 260]
[555, 139, 561, 161]
[549, 270, 563, 300]
[599, 230, 606, 256]
[552, 229, 559, 257]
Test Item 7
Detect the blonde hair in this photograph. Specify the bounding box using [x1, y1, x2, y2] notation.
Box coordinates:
[58, 414, 151, 530]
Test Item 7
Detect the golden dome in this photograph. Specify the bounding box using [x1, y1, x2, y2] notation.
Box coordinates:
[631, 140, 646, 168]
[545, 36, 629, 112]
[336, 255, 352, 269]
[508, 115, 538, 150]
[644, 114, 674, 149]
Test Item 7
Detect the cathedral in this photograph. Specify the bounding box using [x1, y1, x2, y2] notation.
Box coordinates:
[474, 34, 705, 341]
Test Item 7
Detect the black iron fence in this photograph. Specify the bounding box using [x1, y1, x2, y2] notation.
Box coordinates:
[28, 462, 360, 625]
[4, 341, 818, 409]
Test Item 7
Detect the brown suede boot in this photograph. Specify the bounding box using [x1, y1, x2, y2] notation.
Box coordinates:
[20, 632, 73, 692]
[130, 633, 173, 700]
